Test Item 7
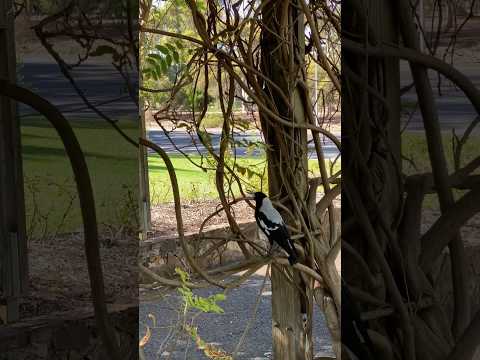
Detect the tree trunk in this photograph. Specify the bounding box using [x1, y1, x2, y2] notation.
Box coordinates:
[342, 0, 409, 358]
[343, 0, 476, 358]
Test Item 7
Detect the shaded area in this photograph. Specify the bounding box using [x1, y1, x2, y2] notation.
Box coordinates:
[20, 119, 138, 236]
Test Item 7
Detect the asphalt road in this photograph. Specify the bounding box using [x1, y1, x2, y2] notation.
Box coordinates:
[140, 274, 334, 360]
[148, 130, 341, 159]
[400, 65, 480, 133]
[19, 61, 480, 158]
[18, 61, 137, 119]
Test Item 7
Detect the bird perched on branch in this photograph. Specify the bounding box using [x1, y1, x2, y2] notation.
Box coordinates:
[252, 192, 298, 265]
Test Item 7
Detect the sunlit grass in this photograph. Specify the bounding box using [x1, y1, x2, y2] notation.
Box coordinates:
[149, 154, 341, 203]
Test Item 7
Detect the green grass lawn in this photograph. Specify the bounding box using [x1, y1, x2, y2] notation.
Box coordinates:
[21, 117, 138, 237]
[149, 154, 341, 204]
[402, 132, 479, 174]
[22, 118, 478, 237]
[149, 155, 266, 203]
[402, 131, 479, 209]
[149, 131, 479, 207]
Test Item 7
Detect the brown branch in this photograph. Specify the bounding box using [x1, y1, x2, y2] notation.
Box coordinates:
[395, 0, 470, 335]
[446, 309, 480, 360]
[419, 183, 480, 272]
[140, 26, 204, 45]
[316, 184, 341, 218]
[139, 138, 227, 288]
[344, 178, 415, 359]
[298, 0, 341, 92]
[139, 264, 206, 289]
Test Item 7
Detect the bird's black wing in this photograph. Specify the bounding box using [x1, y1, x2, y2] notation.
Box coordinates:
[257, 212, 294, 252]
[256, 210, 281, 241]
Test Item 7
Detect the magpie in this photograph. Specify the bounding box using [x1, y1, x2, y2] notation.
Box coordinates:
[252, 192, 298, 265]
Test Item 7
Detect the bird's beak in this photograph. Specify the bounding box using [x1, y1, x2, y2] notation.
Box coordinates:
[245, 192, 255, 200]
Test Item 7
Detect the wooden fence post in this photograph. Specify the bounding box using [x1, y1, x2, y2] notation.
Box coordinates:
[0, 0, 28, 324]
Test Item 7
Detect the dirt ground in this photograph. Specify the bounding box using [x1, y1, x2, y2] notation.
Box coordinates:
[20, 231, 137, 319]
[151, 199, 255, 237]
[21, 200, 479, 320]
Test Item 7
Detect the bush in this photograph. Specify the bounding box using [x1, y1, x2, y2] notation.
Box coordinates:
[201, 113, 225, 128]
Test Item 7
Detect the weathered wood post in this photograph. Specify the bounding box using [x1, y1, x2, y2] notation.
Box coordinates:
[139, 0, 152, 239]
[260, 0, 312, 358]
[139, 108, 151, 238]
[0, 0, 28, 324]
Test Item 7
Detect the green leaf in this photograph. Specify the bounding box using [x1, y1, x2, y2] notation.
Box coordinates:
[165, 53, 172, 67]
[213, 293, 226, 301]
[148, 53, 164, 62]
[146, 57, 158, 68]
[155, 44, 170, 55]
[165, 43, 176, 52]
[142, 68, 152, 80]
[172, 50, 180, 63]
[159, 58, 168, 73]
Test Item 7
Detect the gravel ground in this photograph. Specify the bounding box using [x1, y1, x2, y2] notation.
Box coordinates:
[140, 274, 334, 360]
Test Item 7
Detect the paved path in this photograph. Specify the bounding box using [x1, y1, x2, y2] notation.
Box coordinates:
[140, 274, 334, 360]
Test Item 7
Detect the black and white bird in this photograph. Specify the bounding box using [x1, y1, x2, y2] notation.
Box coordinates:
[252, 192, 298, 265]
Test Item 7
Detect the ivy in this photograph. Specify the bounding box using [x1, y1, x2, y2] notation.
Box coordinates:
[175, 267, 226, 314]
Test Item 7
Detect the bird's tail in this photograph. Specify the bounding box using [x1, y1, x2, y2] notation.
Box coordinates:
[288, 239, 298, 265]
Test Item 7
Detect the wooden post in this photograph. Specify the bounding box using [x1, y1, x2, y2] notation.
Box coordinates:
[0, 0, 28, 324]
[139, 106, 151, 239]
[261, 0, 312, 358]
[418, 0, 425, 53]
[139, 3, 152, 239]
